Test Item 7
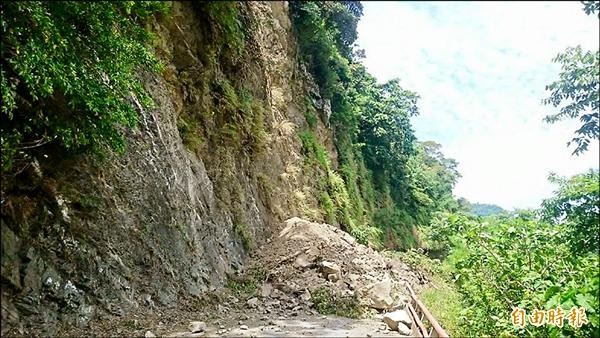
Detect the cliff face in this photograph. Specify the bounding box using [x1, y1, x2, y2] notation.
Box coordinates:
[0, 2, 337, 335]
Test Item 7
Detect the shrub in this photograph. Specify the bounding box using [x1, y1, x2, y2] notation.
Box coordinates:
[311, 286, 361, 318]
[1, 1, 169, 172]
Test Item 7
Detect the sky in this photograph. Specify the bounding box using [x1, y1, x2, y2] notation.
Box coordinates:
[356, 1, 600, 210]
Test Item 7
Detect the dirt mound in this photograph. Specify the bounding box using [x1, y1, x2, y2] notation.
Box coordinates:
[246, 217, 426, 313]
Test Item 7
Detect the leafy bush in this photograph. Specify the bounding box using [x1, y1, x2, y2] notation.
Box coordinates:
[311, 286, 362, 318]
[192, 1, 245, 61]
[212, 79, 267, 153]
[541, 169, 599, 253]
[433, 209, 600, 337]
[1, 1, 169, 171]
[299, 130, 330, 170]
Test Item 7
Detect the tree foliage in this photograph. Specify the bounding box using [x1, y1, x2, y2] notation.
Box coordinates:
[543, 46, 599, 155]
[291, 2, 460, 248]
[542, 169, 600, 253]
[543, 4, 600, 155]
[1, 1, 169, 172]
[428, 170, 600, 337]
[582, 1, 600, 16]
[469, 202, 507, 216]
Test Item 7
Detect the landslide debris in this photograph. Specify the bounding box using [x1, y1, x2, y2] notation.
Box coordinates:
[243, 217, 427, 315]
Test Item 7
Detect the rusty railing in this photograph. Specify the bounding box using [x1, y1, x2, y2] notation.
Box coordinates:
[405, 284, 449, 338]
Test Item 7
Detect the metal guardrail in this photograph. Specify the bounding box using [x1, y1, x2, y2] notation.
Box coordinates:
[405, 284, 449, 338]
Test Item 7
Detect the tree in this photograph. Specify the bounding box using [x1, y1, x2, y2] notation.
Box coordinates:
[542, 3, 600, 155]
[407, 141, 461, 216]
[582, 0, 600, 16]
[541, 169, 600, 253]
[0, 1, 168, 172]
[469, 203, 506, 216]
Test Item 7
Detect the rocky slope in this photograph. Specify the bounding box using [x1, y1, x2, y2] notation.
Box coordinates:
[1, 2, 339, 336]
[56, 218, 425, 337]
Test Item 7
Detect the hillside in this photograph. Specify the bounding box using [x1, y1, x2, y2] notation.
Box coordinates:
[1, 1, 598, 337]
[1, 2, 451, 335]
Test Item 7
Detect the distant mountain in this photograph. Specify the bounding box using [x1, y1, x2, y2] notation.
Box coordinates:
[470, 203, 506, 216]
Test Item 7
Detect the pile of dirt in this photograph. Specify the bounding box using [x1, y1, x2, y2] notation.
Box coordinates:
[58, 217, 428, 337]
[244, 217, 427, 313]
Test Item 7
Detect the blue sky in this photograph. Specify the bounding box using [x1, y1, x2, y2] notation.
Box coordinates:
[356, 1, 600, 210]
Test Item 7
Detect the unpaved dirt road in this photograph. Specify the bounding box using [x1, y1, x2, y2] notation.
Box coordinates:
[167, 314, 408, 337]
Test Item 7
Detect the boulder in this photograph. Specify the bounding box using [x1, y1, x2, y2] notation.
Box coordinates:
[397, 322, 412, 336]
[188, 321, 207, 333]
[367, 279, 394, 310]
[294, 254, 313, 268]
[327, 273, 339, 282]
[300, 289, 311, 302]
[383, 310, 413, 335]
[383, 309, 412, 326]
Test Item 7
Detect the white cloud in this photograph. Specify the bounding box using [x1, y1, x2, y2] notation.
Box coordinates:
[357, 1, 599, 210]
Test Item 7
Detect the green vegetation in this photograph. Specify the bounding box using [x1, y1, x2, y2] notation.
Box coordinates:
[1, 1, 169, 172]
[543, 4, 599, 155]
[542, 169, 599, 253]
[177, 115, 204, 152]
[226, 277, 258, 298]
[304, 97, 319, 129]
[291, 2, 460, 249]
[469, 203, 507, 217]
[212, 79, 267, 153]
[422, 170, 599, 337]
[388, 249, 473, 337]
[233, 222, 253, 251]
[299, 130, 330, 170]
[311, 286, 362, 318]
[225, 266, 265, 298]
[191, 1, 245, 62]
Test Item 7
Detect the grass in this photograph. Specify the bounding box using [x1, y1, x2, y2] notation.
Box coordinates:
[304, 97, 319, 129]
[177, 115, 204, 152]
[298, 130, 330, 170]
[390, 249, 468, 337]
[319, 192, 336, 224]
[226, 278, 257, 297]
[420, 274, 467, 337]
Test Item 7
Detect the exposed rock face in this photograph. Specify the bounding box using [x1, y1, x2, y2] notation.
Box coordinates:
[0, 2, 337, 336]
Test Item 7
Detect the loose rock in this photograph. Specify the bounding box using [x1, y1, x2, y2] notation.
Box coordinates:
[188, 321, 207, 333]
[320, 261, 341, 277]
[367, 279, 394, 310]
[260, 283, 273, 298]
[247, 297, 259, 308]
[383, 310, 413, 335]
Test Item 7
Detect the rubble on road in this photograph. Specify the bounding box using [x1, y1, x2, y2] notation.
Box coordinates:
[244, 218, 426, 313]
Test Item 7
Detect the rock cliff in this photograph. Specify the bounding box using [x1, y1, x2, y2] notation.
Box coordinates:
[0, 2, 338, 335]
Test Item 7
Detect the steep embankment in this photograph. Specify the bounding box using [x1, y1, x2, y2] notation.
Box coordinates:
[1, 2, 338, 335]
